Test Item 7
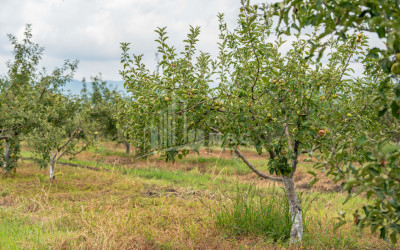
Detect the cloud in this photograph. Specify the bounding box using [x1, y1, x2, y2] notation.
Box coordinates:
[0, 0, 241, 80]
[0, 0, 386, 82]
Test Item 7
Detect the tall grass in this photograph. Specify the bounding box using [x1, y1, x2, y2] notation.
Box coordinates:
[215, 185, 293, 242]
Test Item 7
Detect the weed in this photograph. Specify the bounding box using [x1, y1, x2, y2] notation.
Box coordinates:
[0, 188, 9, 197]
[215, 185, 293, 242]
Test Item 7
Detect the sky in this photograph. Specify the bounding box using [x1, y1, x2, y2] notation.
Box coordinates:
[0, 0, 385, 82]
[0, 0, 244, 81]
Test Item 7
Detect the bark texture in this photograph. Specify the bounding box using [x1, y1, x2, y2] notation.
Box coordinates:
[49, 155, 56, 180]
[124, 143, 130, 154]
[3, 140, 10, 172]
[282, 176, 303, 243]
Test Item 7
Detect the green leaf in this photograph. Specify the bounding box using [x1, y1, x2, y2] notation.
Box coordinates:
[378, 106, 388, 117]
[377, 27, 386, 38]
[309, 178, 319, 187]
[380, 227, 388, 242]
[391, 101, 400, 119]
[307, 170, 317, 177]
[356, 135, 368, 146]
[333, 220, 346, 232]
[390, 231, 397, 244]
[366, 47, 382, 59]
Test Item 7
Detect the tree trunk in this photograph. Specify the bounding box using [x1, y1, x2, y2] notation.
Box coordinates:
[124, 142, 130, 154]
[282, 176, 303, 243]
[3, 140, 10, 172]
[49, 155, 56, 180]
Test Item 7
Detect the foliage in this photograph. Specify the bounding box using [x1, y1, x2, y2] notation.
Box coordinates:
[27, 91, 97, 179]
[273, 0, 400, 74]
[0, 25, 78, 173]
[119, 5, 367, 167]
[118, 1, 379, 242]
[81, 76, 120, 140]
[274, 0, 400, 243]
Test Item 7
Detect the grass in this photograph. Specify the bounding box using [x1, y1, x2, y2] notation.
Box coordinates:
[215, 185, 293, 243]
[0, 142, 398, 249]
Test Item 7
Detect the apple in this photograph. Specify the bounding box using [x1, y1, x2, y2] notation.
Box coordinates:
[396, 53, 400, 62]
[391, 62, 400, 74]
[357, 33, 363, 38]
[318, 130, 325, 136]
[347, 113, 352, 117]
[165, 97, 170, 101]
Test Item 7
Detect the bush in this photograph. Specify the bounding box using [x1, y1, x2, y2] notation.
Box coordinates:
[215, 185, 293, 242]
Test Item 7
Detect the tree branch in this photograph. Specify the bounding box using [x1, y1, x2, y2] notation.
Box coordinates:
[234, 148, 282, 182]
[57, 128, 81, 152]
[70, 143, 89, 157]
[284, 123, 294, 152]
[301, 145, 320, 154]
[0, 135, 11, 140]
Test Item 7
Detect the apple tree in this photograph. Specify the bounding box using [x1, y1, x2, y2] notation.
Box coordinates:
[81, 76, 131, 153]
[273, 0, 400, 242]
[0, 25, 77, 175]
[27, 92, 98, 180]
[119, 2, 374, 242]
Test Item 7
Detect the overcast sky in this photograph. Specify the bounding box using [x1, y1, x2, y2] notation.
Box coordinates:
[0, 0, 385, 82]
[0, 0, 247, 81]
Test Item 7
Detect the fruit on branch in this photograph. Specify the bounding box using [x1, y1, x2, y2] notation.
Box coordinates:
[391, 62, 400, 74]
[396, 53, 400, 62]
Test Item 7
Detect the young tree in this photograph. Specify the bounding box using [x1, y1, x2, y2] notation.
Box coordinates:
[81, 76, 131, 153]
[274, 0, 400, 242]
[119, 2, 372, 242]
[114, 95, 133, 154]
[0, 25, 77, 175]
[27, 93, 97, 180]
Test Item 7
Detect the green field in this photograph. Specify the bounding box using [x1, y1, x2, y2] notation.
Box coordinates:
[0, 143, 395, 249]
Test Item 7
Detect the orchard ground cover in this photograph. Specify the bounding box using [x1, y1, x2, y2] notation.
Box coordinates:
[0, 142, 396, 249]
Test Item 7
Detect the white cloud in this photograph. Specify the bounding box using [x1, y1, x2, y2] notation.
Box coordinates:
[0, 0, 241, 80]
